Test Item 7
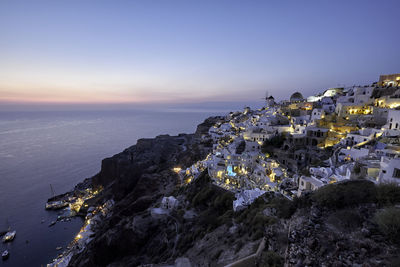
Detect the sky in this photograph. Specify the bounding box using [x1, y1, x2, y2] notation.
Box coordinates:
[1, 0, 400, 109]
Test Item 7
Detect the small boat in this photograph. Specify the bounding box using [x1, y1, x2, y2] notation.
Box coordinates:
[48, 221, 56, 227]
[2, 230, 16, 242]
[56, 246, 62, 251]
[2, 250, 9, 260]
[45, 200, 68, 210]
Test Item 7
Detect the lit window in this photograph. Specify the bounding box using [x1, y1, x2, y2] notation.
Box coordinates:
[393, 168, 400, 178]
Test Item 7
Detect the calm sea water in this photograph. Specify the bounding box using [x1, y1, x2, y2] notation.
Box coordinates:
[0, 109, 224, 267]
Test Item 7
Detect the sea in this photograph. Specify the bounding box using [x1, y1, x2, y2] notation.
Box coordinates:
[0, 108, 231, 267]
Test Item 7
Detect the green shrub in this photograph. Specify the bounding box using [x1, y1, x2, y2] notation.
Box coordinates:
[261, 134, 286, 154]
[213, 249, 223, 260]
[270, 197, 296, 219]
[259, 250, 284, 267]
[293, 193, 312, 209]
[235, 240, 244, 253]
[311, 180, 376, 209]
[251, 229, 264, 240]
[214, 192, 235, 211]
[374, 207, 400, 244]
[192, 187, 214, 207]
[176, 209, 185, 218]
[327, 209, 363, 230]
[200, 212, 220, 231]
[390, 256, 400, 267]
[218, 210, 233, 226]
[253, 214, 267, 227]
[177, 234, 193, 251]
[376, 183, 400, 206]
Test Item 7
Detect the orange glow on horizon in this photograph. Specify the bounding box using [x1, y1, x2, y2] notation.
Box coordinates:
[0, 93, 238, 105]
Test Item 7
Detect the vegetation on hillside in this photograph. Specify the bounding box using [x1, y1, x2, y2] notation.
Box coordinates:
[261, 134, 286, 155]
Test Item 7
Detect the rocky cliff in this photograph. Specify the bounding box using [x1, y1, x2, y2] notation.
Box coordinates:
[67, 116, 223, 266]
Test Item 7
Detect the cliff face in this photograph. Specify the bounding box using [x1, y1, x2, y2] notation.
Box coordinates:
[67, 116, 224, 266]
[91, 115, 222, 192]
[92, 134, 187, 200]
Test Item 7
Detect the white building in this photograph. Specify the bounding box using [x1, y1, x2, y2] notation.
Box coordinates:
[335, 103, 373, 119]
[341, 128, 381, 146]
[352, 86, 374, 105]
[291, 115, 310, 126]
[310, 108, 325, 121]
[338, 147, 369, 161]
[161, 196, 179, 210]
[233, 188, 265, 211]
[244, 141, 261, 152]
[297, 176, 324, 196]
[378, 157, 400, 185]
[387, 109, 400, 130]
[243, 130, 273, 143]
[336, 86, 373, 105]
[307, 88, 342, 102]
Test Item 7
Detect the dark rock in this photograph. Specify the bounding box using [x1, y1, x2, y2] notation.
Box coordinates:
[307, 238, 318, 250]
[361, 227, 370, 237]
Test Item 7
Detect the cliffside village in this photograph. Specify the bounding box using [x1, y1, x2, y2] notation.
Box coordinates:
[175, 73, 400, 210]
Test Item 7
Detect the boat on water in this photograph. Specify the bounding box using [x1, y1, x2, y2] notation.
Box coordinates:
[45, 200, 68, 210]
[49, 221, 56, 227]
[2, 230, 16, 242]
[2, 250, 9, 260]
[56, 246, 62, 250]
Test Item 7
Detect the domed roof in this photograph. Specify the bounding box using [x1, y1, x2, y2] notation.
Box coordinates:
[290, 92, 304, 102]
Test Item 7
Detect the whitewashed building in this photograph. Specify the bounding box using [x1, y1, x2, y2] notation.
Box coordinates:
[387, 109, 400, 130]
[378, 157, 400, 185]
[297, 176, 324, 196]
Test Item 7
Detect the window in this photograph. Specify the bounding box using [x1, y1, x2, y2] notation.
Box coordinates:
[396, 123, 399, 129]
[393, 168, 400, 178]
[390, 118, 393, 122]
[390, 123, 392, 129]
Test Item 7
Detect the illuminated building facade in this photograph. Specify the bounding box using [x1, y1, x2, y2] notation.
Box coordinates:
[378, 73, 400, 87]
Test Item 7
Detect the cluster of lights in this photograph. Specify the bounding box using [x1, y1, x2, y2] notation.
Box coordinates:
[347, 108, 372, 115]
[388, 103, 400, 109]
[172, 167, 182, 173]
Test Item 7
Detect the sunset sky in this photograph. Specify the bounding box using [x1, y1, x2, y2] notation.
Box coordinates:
[1, 0, 400, 107]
